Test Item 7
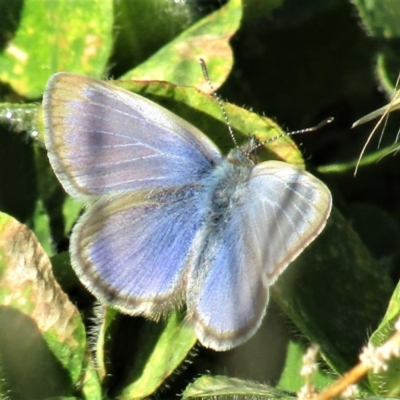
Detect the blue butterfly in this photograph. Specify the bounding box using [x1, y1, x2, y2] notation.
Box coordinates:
[43, 73, 332, 351]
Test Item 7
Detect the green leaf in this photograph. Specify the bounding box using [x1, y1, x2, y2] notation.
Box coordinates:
[0, 0, 113, 98]
[122, 0, 243, 92]
[80, 358, 102, 400]
[30, 198, 52, 255]
[351, 0, 400, 93]
[93, 308, 196, 399]
[368, 279, 400, 396]
[183, 375, 296, 399]
[0, 354, 10, 400]
[277, 340, 337, 393]
[242, 0, 283, 21]
[116, 312, 197, 399]
[0, 212, 88, 398]
[109, 0, 195, 77]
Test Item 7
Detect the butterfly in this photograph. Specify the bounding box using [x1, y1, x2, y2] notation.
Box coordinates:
[43, 73, 332, 351]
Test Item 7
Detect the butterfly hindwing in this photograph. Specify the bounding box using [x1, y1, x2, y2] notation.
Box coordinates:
[71, 186, 206, 318]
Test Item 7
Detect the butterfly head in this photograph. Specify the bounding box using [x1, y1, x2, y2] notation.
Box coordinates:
[226, 136, 260, 167]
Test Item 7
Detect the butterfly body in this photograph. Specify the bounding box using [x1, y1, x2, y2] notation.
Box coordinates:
[43, 73, 332, 351]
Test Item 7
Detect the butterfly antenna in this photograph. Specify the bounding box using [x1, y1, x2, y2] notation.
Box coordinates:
[199, 58, 238, 148]
[251, 117, 334, 152]
[288, 117, 334, 136]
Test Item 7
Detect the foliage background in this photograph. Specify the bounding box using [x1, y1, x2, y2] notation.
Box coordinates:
[1, 0, 400, 399]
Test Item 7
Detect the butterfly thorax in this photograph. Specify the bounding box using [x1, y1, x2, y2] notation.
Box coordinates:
[204, 147, 254, 226]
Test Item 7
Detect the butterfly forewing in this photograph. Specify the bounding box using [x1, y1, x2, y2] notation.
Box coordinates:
[43, 73, 222, 199]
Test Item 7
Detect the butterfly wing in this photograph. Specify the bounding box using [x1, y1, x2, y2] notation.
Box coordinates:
[43, 73, 222, 199]
[70, 185, 205, 317]
[248, 161, 332, 283]
[187, 212, 270, 351]
[187, 161, 332, 350]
